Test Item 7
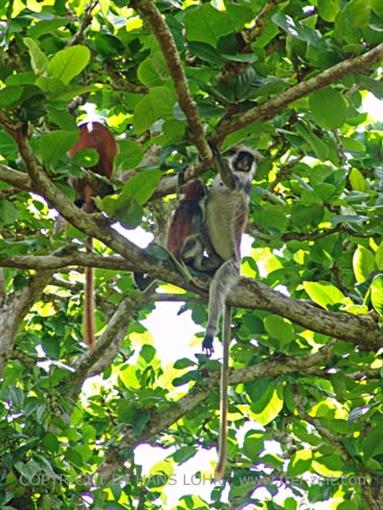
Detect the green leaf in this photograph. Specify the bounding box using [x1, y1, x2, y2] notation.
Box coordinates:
[309, 88, 348, 129]
[370, 274, 383, 315]
[184, 4, 233, 48]
[187, 42, 226, 66]
[41, 333, 61, 359]
[345, 0, 371, 28]
[140, 344, 155, 363]
[287, 449, 312, 476]
[117, 140, 144, 170]
[0, 86, 23, 107]
[23, 37, 48, 74]
[246, 377, 274, 412]
[302, 281, 346, 310]
[290, 203, 324, 227]
[119, 170, 161, 206]
[174, 358, 195, 369]
[173, 446, 196, 464]
[132, 409, 150, 436]
[252, 386, 284, 426]
[318, 0, 341, 21]
[376, 242, 383, 271]
[37, 131, 78, 165]
[137, 53, 167, 87]
[363, 424, 383, 459]
[134, 89, 173, 134]
[243, 431, 264, 461]
[352, 245, 375, 283]
[43, 432, 60, 453]
[117, 400, 133, 423]
[272, 12, 322, 47]
[295, 124, 329, 161]
[14, 461, 40, 483]
[284, 497, 298, 510]
[372, 0, 383, 16]
[253, 204, 288, 232]
[47, 45, 90, 84]
[0, 200, 20, 226]
[349, 168, 367, 191]
[263, 315, 295, 344]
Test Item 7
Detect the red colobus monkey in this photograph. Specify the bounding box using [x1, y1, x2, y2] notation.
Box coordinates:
[68, 121, 118, 349]
[204, 146, 257, 480]
[166, 178, 221, 274]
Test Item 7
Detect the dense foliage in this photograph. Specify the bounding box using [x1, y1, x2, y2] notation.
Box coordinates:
[0, 0, 383, 509]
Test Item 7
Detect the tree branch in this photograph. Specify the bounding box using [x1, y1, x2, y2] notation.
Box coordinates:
[1, 250, 382, 351]
[96, 345, 333, 482]
[68, 0, 98, 46]
[211, 43, 383, 144]
[130, 0, 213, 163]
[0, 270, 54, 376]
[0, 164, 31, 191]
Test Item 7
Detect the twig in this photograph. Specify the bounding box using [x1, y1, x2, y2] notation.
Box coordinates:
[68, 0, 99, 46]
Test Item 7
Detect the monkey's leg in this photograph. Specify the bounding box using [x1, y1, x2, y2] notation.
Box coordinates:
[202, 258, 239, 356]
[215, 304, 231, 480]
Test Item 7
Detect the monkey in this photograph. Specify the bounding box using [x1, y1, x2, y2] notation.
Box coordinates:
[67, 121, 118, 349]
[203, 146, 257, 480]
[68, 121, 117, 209]
[135, 174, 221, 292]
[166, 178, 222, 274]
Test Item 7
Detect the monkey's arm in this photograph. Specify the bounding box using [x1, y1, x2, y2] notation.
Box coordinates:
[212, 146, 237, 190]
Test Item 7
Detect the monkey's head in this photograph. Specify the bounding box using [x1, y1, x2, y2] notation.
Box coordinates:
[182, 179, 207, 201]
[227, 146, 258, 179]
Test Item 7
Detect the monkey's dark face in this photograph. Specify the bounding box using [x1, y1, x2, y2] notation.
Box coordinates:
[233, 150, 255, 173]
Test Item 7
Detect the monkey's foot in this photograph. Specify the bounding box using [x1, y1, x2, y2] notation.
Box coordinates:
[202, 335, 214, 357]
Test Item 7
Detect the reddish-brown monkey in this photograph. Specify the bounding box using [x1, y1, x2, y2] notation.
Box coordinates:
[166, 178, 222, 274]
[68, 121, 118, 349]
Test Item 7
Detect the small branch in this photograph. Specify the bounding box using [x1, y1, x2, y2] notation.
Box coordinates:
[0, 164, 32, 192]
[294, 392, 352, 463]
[211, 43, 383, 144]
[281, 225, 342, 242]
[68, 0, 98, 46]
[130, 0, 212, 163]
[247, 0, 286, 41]
[267, 156, 303, 192]
[0, 110, 24, 139]
[70, 284, 157, 389]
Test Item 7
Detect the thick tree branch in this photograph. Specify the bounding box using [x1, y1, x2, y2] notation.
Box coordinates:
[0, 270, 54, 376]
[211, 43, 383, 144]
[97, 345, 333, 482]
[130, 0, 213, 163]
[63, 284, 157, 401]
[1, 249, 382, 351]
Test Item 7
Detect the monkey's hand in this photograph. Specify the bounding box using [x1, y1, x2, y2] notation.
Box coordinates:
[202, 334, 214, 357]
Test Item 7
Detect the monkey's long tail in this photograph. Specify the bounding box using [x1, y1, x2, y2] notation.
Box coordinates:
[215, 304, 231, 480]
[84, 236, 96, 349]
